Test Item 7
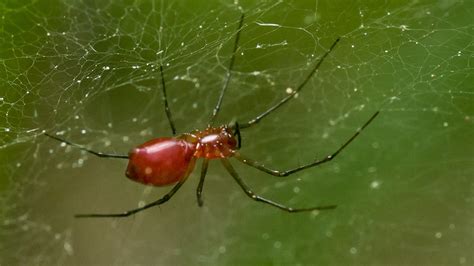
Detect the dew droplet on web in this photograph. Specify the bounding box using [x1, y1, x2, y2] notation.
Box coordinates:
[63, 241, 74, 255]
[273, 241, 282, 249]
[371, 142, 379, 149]
[370, 180, 381, 189]
[218, 245, 226, 253]
[350, 247, 358, 254]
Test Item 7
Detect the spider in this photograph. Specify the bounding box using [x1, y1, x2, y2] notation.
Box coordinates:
[45, 14, 379, 218]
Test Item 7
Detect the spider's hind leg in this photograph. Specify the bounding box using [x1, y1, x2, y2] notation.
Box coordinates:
[159, 65, 177, 135]
[44, 133, 128, 159]
[75, 177, 187, 218]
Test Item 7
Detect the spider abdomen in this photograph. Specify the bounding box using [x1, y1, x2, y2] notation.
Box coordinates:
[126, 138, 196, 186]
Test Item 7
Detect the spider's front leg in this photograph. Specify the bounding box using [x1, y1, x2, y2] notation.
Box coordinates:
[233, 111, 379, 177]
[221, 158, 336, 212]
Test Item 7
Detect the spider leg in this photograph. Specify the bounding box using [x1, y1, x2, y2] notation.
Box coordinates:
[196, 159, 209, 207]
[239, 38, 341, 129]
[75, 178, 187, 218]
[75, 158, 196, 218]
[159, 65, 177, 135]
[44, 133, 128, 159]
[233, 122, 242, 149]
[234, 111, 379, 176]
[221, 158, 336, 212]
[208, 13, 245, 126]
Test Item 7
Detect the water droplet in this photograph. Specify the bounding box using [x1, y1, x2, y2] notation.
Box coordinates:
[370, 180, 381, 189]
[350, 247, 358, 254]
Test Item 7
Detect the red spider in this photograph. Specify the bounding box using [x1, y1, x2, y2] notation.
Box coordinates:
[45, 14, 379, 218]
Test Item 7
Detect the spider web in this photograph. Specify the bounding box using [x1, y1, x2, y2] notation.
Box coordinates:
[1, 0, 473, 265]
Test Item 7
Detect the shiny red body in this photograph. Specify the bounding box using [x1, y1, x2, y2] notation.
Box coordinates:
[126, 126, 237, 186]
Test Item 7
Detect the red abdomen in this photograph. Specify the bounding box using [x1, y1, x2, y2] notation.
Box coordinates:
[126, 138, 196, 186]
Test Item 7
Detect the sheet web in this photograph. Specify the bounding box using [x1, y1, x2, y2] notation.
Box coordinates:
[1, 0, 473, 265]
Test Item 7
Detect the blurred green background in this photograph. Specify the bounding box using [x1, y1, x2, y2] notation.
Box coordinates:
[1, 0, 473, 265]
